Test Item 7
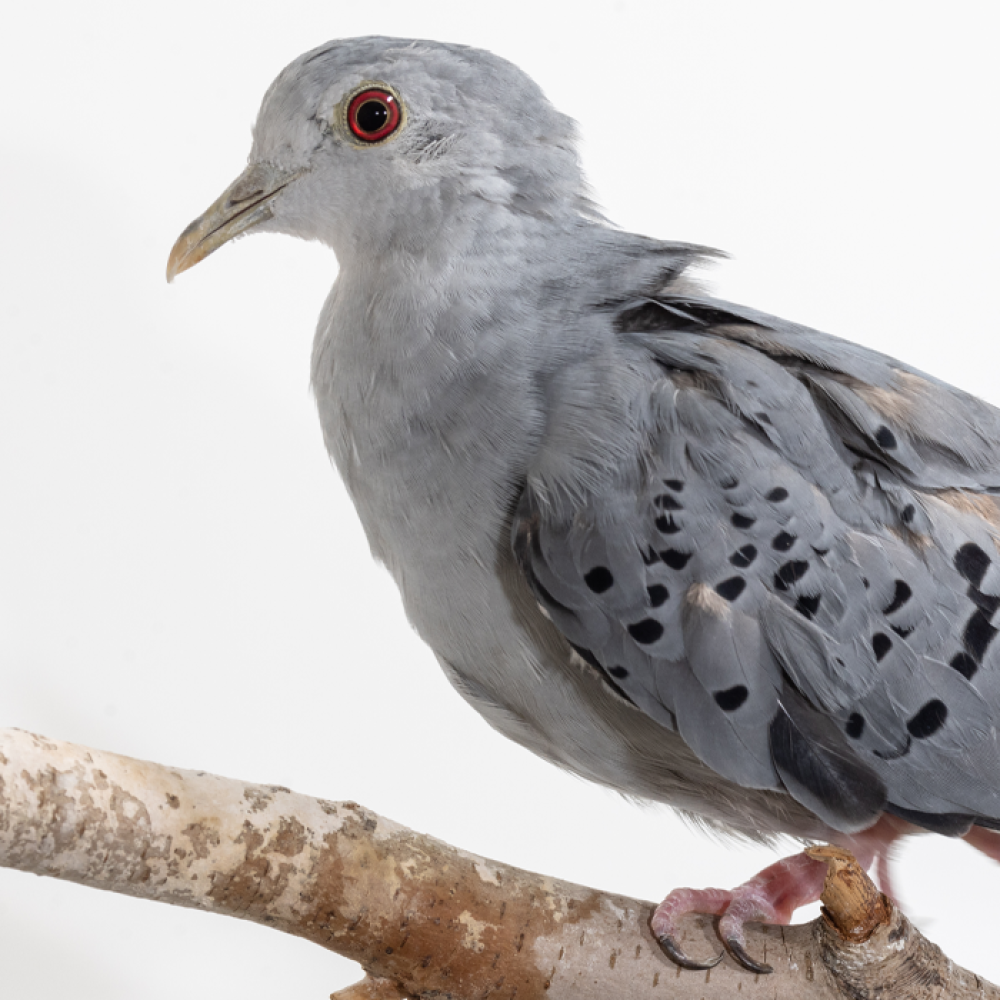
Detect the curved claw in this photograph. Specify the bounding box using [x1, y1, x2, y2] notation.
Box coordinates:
[655, 932, 724, 971]
[724, 937, 773, 975]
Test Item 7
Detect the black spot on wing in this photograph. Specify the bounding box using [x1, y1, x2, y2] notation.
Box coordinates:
[647, 584, 669, 607]
[730, 545, 757, 568]
[628, 618, 665, 644]
[955, 542, 990, 587]
[794, 594, 821, 620]
[654, 494, 683, 511]
[871, 633, 892, 662]
[661, 549, 692, 570]
[774, 560, 810, 591]
[715, 576, 746, 602]
[731, 512, 756, 530]
[584, 566, 614, 593]
[950, 651, 978, 679]
[714, 685, 749, 712]
[907, 700, 948, 739]
[772, 532, 796, 552]
[845, 713, 865, 739]
[663, 479, 684, 491]
[964, 610, 998, 662]
[882, 580, 912, 616]
[900, 504, 916, 525]
[970, 588, 1000, 615]
[874, 426, 897, 450]
[767, 487, 789, 503]
[655, 515, 681, 534]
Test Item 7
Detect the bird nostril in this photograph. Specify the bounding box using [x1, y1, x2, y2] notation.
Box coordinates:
[226, 188, 265, 209]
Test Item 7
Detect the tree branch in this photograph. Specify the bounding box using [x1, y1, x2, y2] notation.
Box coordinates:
[0, 728, 994, 999]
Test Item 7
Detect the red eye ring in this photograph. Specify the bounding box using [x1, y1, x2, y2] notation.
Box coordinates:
[347, 88, 402, 142]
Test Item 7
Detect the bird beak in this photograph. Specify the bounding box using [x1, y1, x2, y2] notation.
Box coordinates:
[166, 162, 301, 282]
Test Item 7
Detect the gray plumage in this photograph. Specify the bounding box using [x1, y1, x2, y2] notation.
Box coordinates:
[169, 36, 1000, 850]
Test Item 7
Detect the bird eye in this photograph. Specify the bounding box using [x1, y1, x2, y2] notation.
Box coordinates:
[347, 88, 402, 142]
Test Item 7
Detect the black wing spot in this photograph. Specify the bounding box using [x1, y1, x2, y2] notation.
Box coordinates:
[714, 685, 749, 712]
[661, 549, 692, 570]
[767, 487, 789, 503]
[890, 624, 914, 639]
[874, 425, 897, 450]
[584, 566, 614, 593]
[774, 560, 810, 590]
[794, 594, 821, 620]
[772, 531, 796, 552]
[628, 618, 665, 644]
[963, 609, 997, 662]
[663, 479, 685, 491]
[900, 504, 916, 525]
[720, 475, 739, 489]
[647, 584, 669, 607]
[654, 494, 683, 511]
[641, 546, 661, 566]
[871, 632, 892, 661]
[950, 651, 979, 680]
[715, 576, 746, 602]
[655, 515, 682, 534]
[731, 512, 756, 530]
[730, 544, 758, 568]
[956, 542, 991, 588]
[755, 411, 773, 425]
[969, 588, 1000, 615]
[882, 580, 913, 616]
[608, 665, 629, 679]
[907, 699, 948, 739]
[845, 713, 865, 739]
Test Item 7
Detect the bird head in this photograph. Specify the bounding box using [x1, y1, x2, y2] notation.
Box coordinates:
[167, 36, 591, 279]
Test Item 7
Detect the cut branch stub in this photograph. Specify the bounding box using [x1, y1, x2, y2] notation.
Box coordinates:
[806, 844, 891, 941]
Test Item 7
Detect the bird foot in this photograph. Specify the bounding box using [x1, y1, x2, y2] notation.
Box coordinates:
[651, 850, 838, 973]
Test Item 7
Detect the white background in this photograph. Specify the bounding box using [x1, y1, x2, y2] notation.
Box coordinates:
[2, 2, 998, 996]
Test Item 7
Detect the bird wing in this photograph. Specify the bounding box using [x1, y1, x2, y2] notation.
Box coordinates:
[513, 293, 1000, 835]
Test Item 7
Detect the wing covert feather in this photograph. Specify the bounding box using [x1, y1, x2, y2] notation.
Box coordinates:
[514, 296, 1000, 833]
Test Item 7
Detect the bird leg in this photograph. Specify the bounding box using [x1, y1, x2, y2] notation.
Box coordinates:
[651, 851, 837, 972]
[650, 825, 904, 973]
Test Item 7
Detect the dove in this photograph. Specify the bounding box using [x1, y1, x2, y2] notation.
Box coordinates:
[167, 36, 1000, 972]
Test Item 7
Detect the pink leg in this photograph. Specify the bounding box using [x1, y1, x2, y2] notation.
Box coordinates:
[651, 851, 833, 973]
[876, 849, 898, 903]
[652, 819, 906, 973]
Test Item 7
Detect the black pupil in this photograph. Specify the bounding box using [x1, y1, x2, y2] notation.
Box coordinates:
[356, 99, 388, 134]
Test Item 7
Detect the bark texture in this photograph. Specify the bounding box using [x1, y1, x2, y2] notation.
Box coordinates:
[0, 728, 995, 999]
